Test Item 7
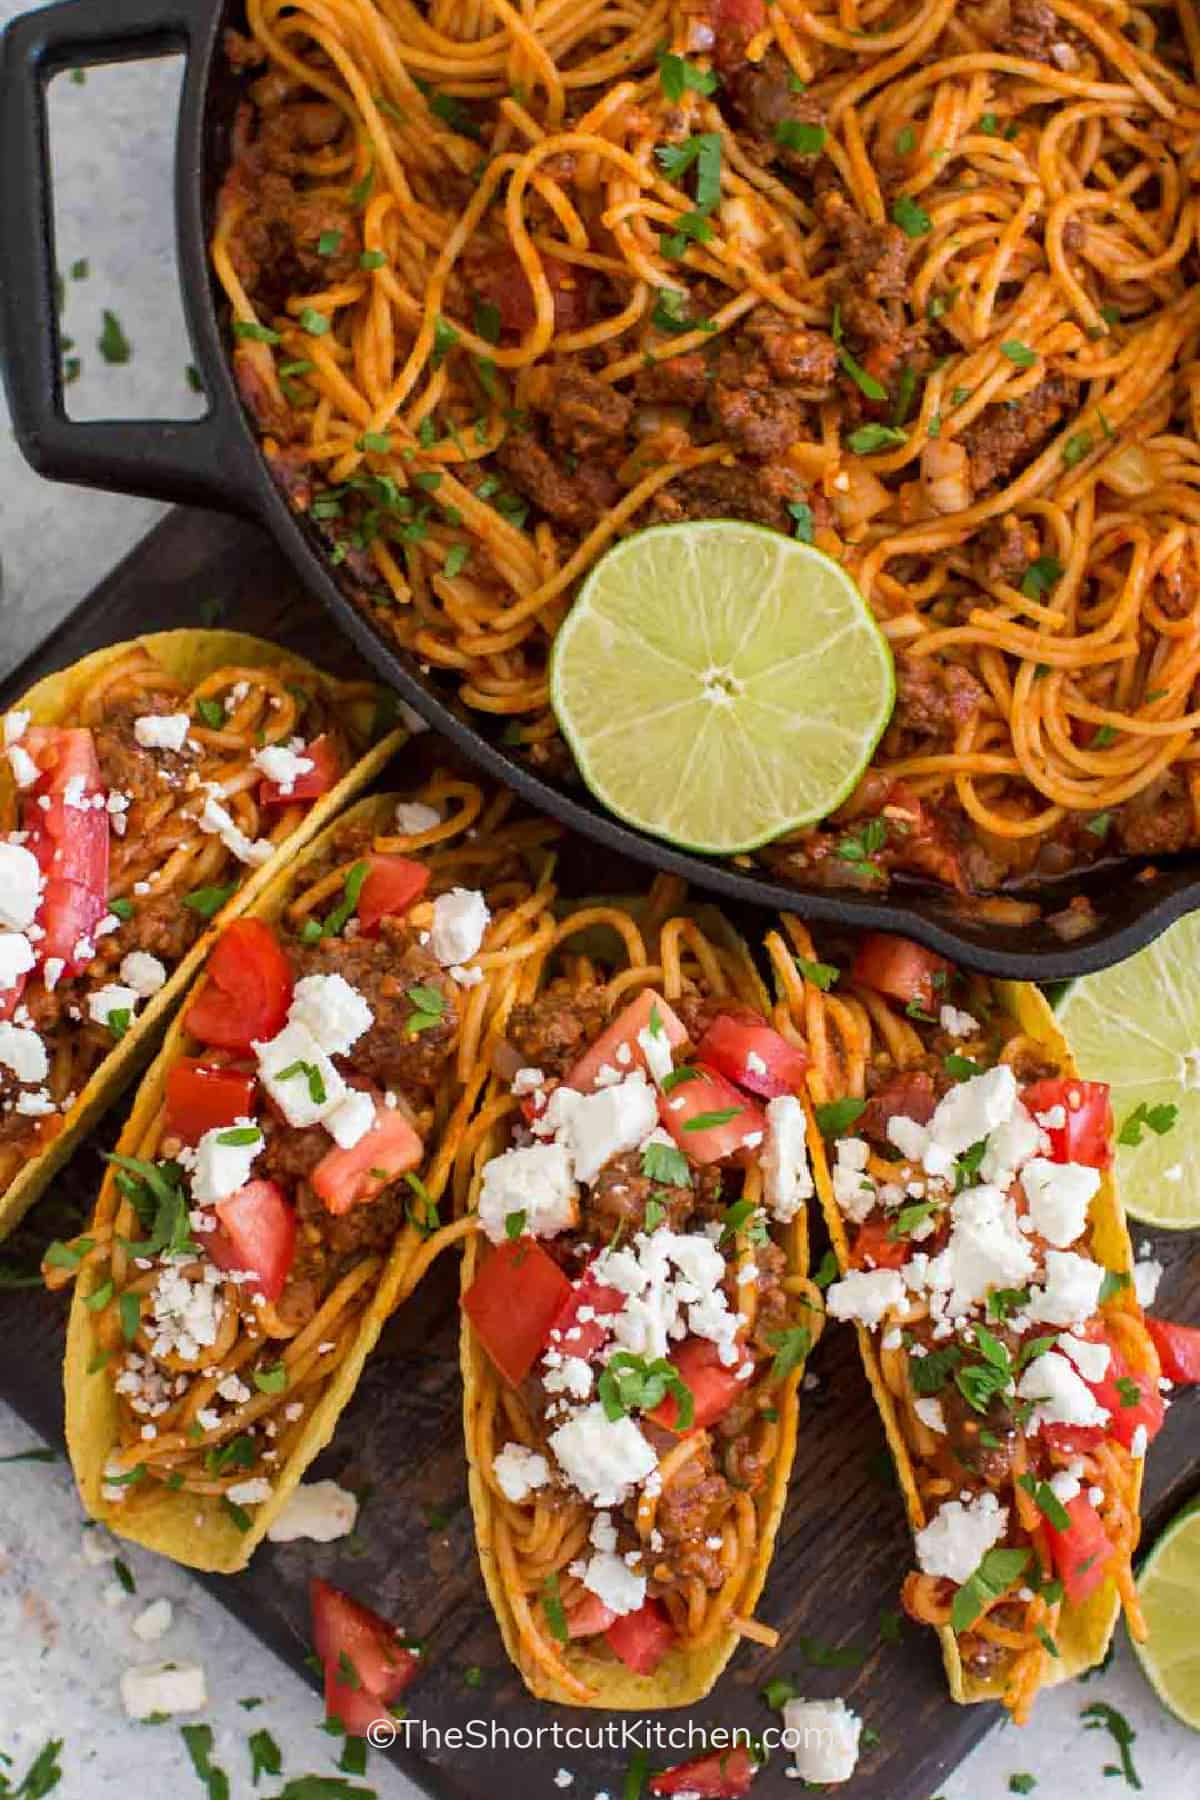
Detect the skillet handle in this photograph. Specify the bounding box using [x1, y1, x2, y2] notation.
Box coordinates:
[0, 0, 258, 513]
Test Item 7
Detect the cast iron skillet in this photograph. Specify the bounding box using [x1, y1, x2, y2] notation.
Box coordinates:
[3, 0, 1199, 978]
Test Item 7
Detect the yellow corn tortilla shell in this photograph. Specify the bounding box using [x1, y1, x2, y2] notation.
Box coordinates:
[64, 792, 438, 1570]
[807, 979, 1141, 1703]
[460, 908, 817, 1706]
[0, 630, 404, 1241]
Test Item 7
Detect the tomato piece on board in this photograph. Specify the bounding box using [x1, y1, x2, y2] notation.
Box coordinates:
[697, 1008, 808, 1099]
[206, 1178, 297, 1303]
[1146, 1316, 1200, 1385]
[1021, 1078, 1113, 1169]
[258, 732, 340, 806]
[650, 1747, 758, 1798]
[564, 988, 688, 1094]
[164, 1059, 257, 1145]
[311, 1578, 420, 1735]
[850, 1216, 909, 1270]
[185, 918, 293, 1051]
[1042, 1493, 1114, 1606]
[311, 1102, 424, 1215]
[355, 854, 430, 936]
[462, 1237, 572, 1387]
[647, 1336, 753, 1434]
[657, 1063, 765, 1165]
[547, 1264, 627, 1361]
[850, 932, 953, 1013]
[604, 1599, 676, 1675]
[566, 1591, 618, 1640]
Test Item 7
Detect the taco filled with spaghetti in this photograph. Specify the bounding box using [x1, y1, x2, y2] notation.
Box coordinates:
[460, 884, 823, 1705]
[0, 630, 397, 1240]
[767, 923, 1162, 1719]
[58, 773, 560, 1570]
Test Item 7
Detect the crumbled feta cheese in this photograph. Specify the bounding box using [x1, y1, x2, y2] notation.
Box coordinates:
[543, 1355, 594, 1400]
[88, 984, 140, 1031]
[557, 1072, 659, 1184]
[478, 1142, 578, 1243]
[119, 951, 168, 999]
[922, 1185, 1037, 1318]
[395, 801, 441, 835]
[554, 1771, 573, 1789]
[1016, 1349, 1110, 1431]
[430, 887, 490, 966]
[134, 713, 191, 752]
[913, 1397, 946, 1434]
[1134, 1258, 1164, 1308]
[826, 1268, 907, 1330]
[583, 1548, 646, 1617]
[120, 1660, 207, 1720]
[979, 1103, 1043, 1186]
[511, 1067, 545, 1096]
[939, 1003, 979, 1039]
[1026, 1249, 1105, 1328]
[832, 1135, 875, 1224]
[131, 1598, 174, 1642]
[253, 742, 315, 795]
[549, 1404, 657, 1505]
[493, 1442, 553, 1504]
[0, 1021, 49, 1085]
[325, 1088, 376, 1151]
[914, 1491, 1008, 1583]
[0, 842, 42, 931]
[760, 1094, 813, 1222]
[191, 1119, 261, 1205]
[290, 972, 374, 1057]
[7, 745, 38, 789]
[887, 1114, 930, 1163]
[226, 1478, 272, 1506]
[1020, 1158, 1099, 1247]
[0, 931, 35, 992]
[149, 1265, 224, 1362]
[1058, 1331, 1111, 1383]
[254, 1020, 346, 1128]
[1049, 1470, 1081, 1505]
[919, 1064, 1019, 1180]
[266, 1479, 359, 1543]
[197, 794, 273, 866]
[782, 1697, 863, 1786]
[1130, 1423, 1149, 1459]
[3, 710, 30, 747]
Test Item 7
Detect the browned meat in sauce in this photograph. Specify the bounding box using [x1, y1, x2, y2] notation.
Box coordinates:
[93, 690, 196, 801]
[653, 463, 806, 533]
[288, 921, 458, 1094]
[584, 1151, 724, 1235]
[634, 353, 710, 408]
[506, 988, 612, 1077]
[652, 1442, 737, 1589]
[1115, 786, 1194, 855]
[723, 50, 828, 176]
[540, 364, 632, 456]
[860, 1068, 938, 1144]
[498, 435, 619, 532]
[963, 374, 1078, 491]
[891, 654, 986, 741]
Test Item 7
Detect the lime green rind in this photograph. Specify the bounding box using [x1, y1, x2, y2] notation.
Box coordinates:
[1131, 1502, 1200, 1730]
[549, 522, 896, 855]
[1056, 913, 1200, 1229]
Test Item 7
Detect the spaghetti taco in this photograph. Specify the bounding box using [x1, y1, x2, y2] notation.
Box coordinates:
[768, 923, 1161, 1719]
[58, 773, 559, 1570]
[460, 885, 823, 1706]
[0, 629, 399, 1239]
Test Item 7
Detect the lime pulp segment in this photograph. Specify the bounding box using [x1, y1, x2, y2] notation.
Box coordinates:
[1131, 1500, 1200, 1729]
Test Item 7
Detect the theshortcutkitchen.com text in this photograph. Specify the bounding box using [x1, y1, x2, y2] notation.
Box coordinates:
[364, 1716, 847, 1756]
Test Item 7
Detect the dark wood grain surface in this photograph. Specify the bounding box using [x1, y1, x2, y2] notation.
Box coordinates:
[1, 506, 1197, 1800]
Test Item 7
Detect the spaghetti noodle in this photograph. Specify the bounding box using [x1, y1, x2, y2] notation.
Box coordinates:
[57, 773, 560, 1568]
[459, 880, 822, 1704]
[213, 0, 1200, 894]
[767, 919, 1157, 1718]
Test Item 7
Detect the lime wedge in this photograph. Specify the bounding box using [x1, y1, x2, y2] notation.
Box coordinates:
[1055, 915, 1200, 1228]
[1132, 1500, 1200, 1729]
[549, 522, 895, 855]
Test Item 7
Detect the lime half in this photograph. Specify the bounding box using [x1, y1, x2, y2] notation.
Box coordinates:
[1132, 1500, 1200, 1729]
[549, 522, 895, 855]
[1056, 913, 1200, 1228]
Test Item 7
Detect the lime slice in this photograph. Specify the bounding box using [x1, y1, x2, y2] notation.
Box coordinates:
[549, 522, 895, 855]
[1132, 1499, 1200, 1729]
[1055, 914, 1200, 1228]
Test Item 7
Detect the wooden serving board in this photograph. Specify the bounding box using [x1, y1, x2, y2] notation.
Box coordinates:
[1, 506, 1197, 1800]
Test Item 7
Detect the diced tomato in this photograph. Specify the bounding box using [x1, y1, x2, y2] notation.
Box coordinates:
[710, 0, 766, 70]
[1042, 1493, 1114, 1607]
[462, 1237, 572, 1387]
[1021, 1078, 1112, 1169]
[21, 726, 109, 974]
[860, 1068, 938, 1140]
[565, 988, 688, 1094]
[0, 977, 26, 1023]
[258, 732, 340, 806]
[1041, 1423, 1105, 1456]
[650, 1747, 758, 1798]
[1088, 1346, 1164, 1452]
[851, 1216, 909, 1271]
[697, 1009, 808, 1100]
[647, 1336, 753, 1434]
[311, 1102, 423, 1216]
[1146, 1317, 1200, 1385]
[206, 1178, 297, 1302]
[604, 1599, 676, 1675]
[849, 932, 953, 1013]
[566, 1592, 618, 1640]
[548, 1264, 627, 1361]
[658, 1063, 765, 1165]
[164, 1059, 257, 1144]
[468, 248, 590, 336]
[311, 1578, 420, 1736]
[185, 918, 293, 1051]
[355, 853, 430, 936]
